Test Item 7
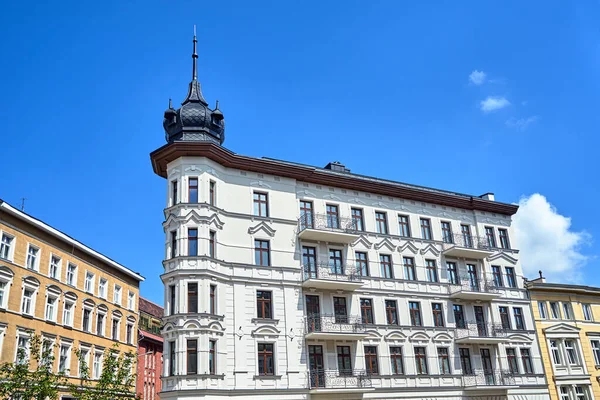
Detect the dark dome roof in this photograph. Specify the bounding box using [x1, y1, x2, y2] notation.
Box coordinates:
[163, 34, 225, 145]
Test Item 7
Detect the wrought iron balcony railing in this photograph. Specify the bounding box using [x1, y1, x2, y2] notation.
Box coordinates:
[303, 262, 362, 282]
[308, 369, 372, 389]
[456, 323, 507, 340]
[450, 278, 500, 295]
[462, 369, 515, 387]
[305, 314, 366, 335]
[298, 213, 359, 234]
[443, 233, 492, 250]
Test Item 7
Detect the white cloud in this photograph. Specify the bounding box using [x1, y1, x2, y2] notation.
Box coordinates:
[512, 193, 590, 282]
[480, 96, 510, 112]
[506, 116, 539, 131]
[469, 70, 486, 85]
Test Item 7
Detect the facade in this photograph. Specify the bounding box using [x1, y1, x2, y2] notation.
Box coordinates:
[150, 34, 550, 400]
[137, 297, 164, 400]
[0, 200, 144, 396]
[527, 277, 600, 400]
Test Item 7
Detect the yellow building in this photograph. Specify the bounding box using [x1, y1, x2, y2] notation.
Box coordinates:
[0, 200, 144, 397]
[527, 275, 600, 400]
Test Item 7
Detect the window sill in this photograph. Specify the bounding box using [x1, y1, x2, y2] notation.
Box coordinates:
[252, 318, 279, 325]
[253, 374, 282, 380]
[21, 314, 33, 319]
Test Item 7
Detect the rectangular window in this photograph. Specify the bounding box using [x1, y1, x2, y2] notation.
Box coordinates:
[84, 272, 94, 293]
[96, 313, 104, 336]
[360, 298, 374, 324]
[82, 308, 91, 332]
[447, 262, 458, 285]
[0, 281, 5, 308]
[326, 204, 340, 228]
[420, 218, 432, 240]
[432, 303, 444, 327]
[257, 291, 272, 319]
[128, 292, 135, 310]
[0, 234, 14, 260]
[210, 284, 217, 314]
[499, 306, 511, 330]
[209, 230, 216, 258]
[459, 348, 472, 374]
[591, 340, 600, 365]
[355, 252, 369, 277]
[351, 208, 364, 231]
[188, 228, 198, 256]
[254, 192, 269, 217]
[59, 344, 69, 373]
[78, 348, 89, 377]
[565, 340, 579, 365]
[171, 180, 178, 205]
[99, 278, 107, 299]
[26, 245, 39, 270]
[66, 264, 76, 286]
[560, 387, 570, 400]
[441, 221, 453, 243]
[45, 296, 57, 321]
[521, 348, 533, 374]
[583, 304, 594, 321]
[375, 212, 388, 234]
[485, 227, 497, 248]
[93, 353, 102, 379]
[209, 340, 216, 374]
[398, 215, 411, 237]
[126, 324, 133, 344]
[506, 348, 519, 374]
[170, 230, 177, 258]
[329, 249, 343, 275]
[461, 224, 472, 247]
[505, 267, 517, 288]
[498, 229, 510, 249]
[258, 343, 274, 375]
[188, 177, 198, 203]
[63, 302, 73, 326]
[188, 283, 198, 313]
[403, 257, 415, 281]
[187, 339, 198, 375]
[426, 260, 438, 282]
[337, 346, 352, 375]
[409, 302, 422, 326]
[111, 318, 119, 340]
[390, 346, 403, 374]
[168, 341, 176, 376]
[492, 266, 504, 287]
[113, 285, 122, 305]
[299, 200, 314, 229]
[453, 304, 465, 329]
[254, 240, 270, 266]
[575, 387, 587, 400]
[538, 301, 548, 319]
[563, 303, 573, 320]
[514, 307, 525, 330]
[380, 254, 393, 279]
[209, 180, 216, 206]
[385, 300, 399, 325]
[169, 285, 176, 315]
[21, 289, 34, 314]
[550, 302, 561, 319]
[364, 346, 379, 375]
[414, 347, 428, 375]
[16, 336, 30, 364]
[438, 347, 450, 375]
[333, 297, 348, 323]
[49, 256, 60, 279]
[550, 340, 562, 365]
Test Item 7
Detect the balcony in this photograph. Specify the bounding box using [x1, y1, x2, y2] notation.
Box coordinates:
[455, 323, 508, 344]
[449, 279, 501, 301]
[463, 370, 516, 390]
[297, 214, 360, 244]
[302, 262, 364, 291]
[308, 369, 374, 394]
[442, 234, 494, 259]
[305, 314, 368, 340]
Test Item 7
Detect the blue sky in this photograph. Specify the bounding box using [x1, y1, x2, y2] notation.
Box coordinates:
[1, 1, 598, 304]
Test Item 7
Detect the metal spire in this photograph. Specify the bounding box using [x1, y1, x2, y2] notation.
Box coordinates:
[192, 25, 198, 81]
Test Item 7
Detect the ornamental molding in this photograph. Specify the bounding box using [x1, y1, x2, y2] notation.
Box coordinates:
[374, 238, 396, 251]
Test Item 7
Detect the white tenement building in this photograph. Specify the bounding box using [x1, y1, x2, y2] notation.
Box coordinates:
[150, 34, 550, 400]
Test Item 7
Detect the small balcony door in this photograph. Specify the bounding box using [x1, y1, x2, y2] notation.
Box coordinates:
[337, 346, 352, 375]
[329, 249, 343, 275]
[333, 296, 348, 323]
[474, 306, 487, 336]
[303, 246, 317, 279]
[306, 295, 321, 332]
[308, 345, 325, 388]
[467, 264, 479, 291]
[480, 348, 494, 384]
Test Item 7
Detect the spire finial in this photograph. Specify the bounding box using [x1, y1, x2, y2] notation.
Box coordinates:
[192, 25, 198, 81]
[168, 98, 173, 109]
[215, 100, 220, 109]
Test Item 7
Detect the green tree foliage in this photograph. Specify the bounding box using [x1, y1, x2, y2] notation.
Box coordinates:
[0, 334, 67, 400]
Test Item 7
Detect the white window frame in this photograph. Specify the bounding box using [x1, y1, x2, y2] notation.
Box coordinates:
[559, 386, 571, 400]
[0, 232, 15, 261]
[58, 342, 71, 374]
[62, 299, 75, 327]
[92, 351, 103, 379]
[111, 316, 121, 341]
[98, 278, 108, 299]
[583, 304, 593, 321]
[84, 271, 95, 294]
[15, 333, 31, 364]
[564, 339, 580, 365]
[126, 322, 134, 345]
[81, 306, 93, 332]
[79, 346, 90, 377]
[0, 268, 14, 309]
[96, 310, 106, 337]
[562, 302, 573, 320]
[538, 301, 548, 319]
[549, 339, 562, 365]
[45, 292, 58, 322]
[113, 285, 122, 305]
[26, 244, 40, 271]
[48, 255, 61, 280]
[66, 263, 77, 287]
[21, 280, 39, 316]
[128, 291, 135, 310]
[550, 302, 561, 319]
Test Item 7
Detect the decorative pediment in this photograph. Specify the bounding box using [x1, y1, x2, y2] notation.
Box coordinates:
[97, 304, 108, 312]
[398, 241, 418, 255]
[296, 190, 317, 198]
[163, 323, 175, 331]
[64, 291, 78, 301]
[416, 208, 432, 215]
[112, 310, 123, 317]
[506, 333, 533, 343]
[127, 315, 136, 322]
[395, 205, 411, 211]
[488, 252, 518, 265]
[248, 221, 276, 237]
[251, 325, 280, 337]
[432, 333, 453, 343]
[46, 284, 62, 294]
[22, 276, 40, 286]
[184, 321, 200, 330]
[250, 181, 272, 189]
[372, 201, 389, 208]
[0, 265, 14, 279]
[347, 198, 367, 205]
[167, 168, 180, 178]
[409, 332, 430, 342]
[375, 238, 396, 252]
[208, 214, 225, 230]
[83, 298, 96, 307]
[420, 243, 441, 256]
[544, 323, 581, 334]
[350, 236, 373, 249]
[323, 194, 342, 201]
[208, 321, 225, 332]
[384, 331, 407, 342]
[438, 212, 454, 219]
[364, 330, 383, 339]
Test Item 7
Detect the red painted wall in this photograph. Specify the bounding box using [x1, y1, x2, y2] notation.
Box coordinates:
[136, 331, 163, 400]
